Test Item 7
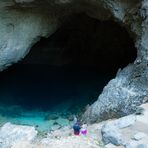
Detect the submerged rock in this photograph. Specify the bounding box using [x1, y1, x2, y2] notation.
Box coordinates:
[55, 117, 70, 127]
[51, 124, 61, 131]
[44, 113, 59, 121]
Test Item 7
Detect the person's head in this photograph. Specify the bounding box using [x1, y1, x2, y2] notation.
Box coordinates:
[82, 124, 87, 128]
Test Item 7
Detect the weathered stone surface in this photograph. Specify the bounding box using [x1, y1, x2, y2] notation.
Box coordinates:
[83, 63, 148, 123]
[101, 123, 125, 146]
[114, 115, 136, 129]
[100, 114, 146, 146]
[133, 132, 146, 141]
[101, 115, 136, 146]
[82, 0, 148, 123]
[0, 0, 63, 71]
[0, 122, 37, 148]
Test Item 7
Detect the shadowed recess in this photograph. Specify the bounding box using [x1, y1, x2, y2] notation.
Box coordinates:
[0, 14, 137, 131]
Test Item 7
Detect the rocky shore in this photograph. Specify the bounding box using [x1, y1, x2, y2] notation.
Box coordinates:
[0, 103, 147, 148]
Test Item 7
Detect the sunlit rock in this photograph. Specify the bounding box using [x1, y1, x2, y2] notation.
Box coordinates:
[0, 122, 37, 148]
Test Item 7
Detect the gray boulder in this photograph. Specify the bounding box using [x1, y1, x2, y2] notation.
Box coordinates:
[101, 114, 136, 146]
[101, 123, 125, 146]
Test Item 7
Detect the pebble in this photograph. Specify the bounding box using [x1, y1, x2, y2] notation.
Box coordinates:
[133, 132, 146, 141]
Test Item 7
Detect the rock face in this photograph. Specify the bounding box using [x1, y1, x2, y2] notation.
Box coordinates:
[82, 63, 148, 123]
[0, 0, 148, 122]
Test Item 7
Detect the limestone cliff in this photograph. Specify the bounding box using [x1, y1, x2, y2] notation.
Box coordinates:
[0, 0, 148, 123]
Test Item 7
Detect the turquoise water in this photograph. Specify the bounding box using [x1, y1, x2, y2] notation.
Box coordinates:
[0, 65, 115, 132]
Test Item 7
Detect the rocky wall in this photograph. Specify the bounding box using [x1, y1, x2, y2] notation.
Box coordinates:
[0, 0, 148, 123]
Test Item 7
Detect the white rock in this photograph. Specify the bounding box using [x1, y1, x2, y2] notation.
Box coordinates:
[133, 132, 146, 141]
[0, 122, 37, 148]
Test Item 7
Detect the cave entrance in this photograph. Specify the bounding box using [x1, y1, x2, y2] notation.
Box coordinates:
[0, 13, 137, 131]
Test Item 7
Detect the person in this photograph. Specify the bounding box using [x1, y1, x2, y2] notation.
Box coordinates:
[80, 124, 87, 136]
[73, 122, 81, 135]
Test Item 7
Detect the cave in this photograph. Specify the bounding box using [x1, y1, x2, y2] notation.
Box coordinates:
[0, 13, 137, 131]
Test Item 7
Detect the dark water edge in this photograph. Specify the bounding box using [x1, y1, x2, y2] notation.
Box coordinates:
[0, 64, 116, 131]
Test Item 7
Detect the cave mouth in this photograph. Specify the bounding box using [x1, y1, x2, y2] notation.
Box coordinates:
[0, 13, 137, 132]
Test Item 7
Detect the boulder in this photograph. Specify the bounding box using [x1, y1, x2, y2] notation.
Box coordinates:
[0, 122, 37, 148]
[101, 123, 125, 146]
[101, 114, 136, 146]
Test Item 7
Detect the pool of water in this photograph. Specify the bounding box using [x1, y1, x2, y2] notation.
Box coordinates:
[0, 64, 115, 132]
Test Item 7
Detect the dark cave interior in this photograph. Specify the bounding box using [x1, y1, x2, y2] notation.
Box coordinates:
[0, 14, 137, 130]
[23, 14, 137, 71]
